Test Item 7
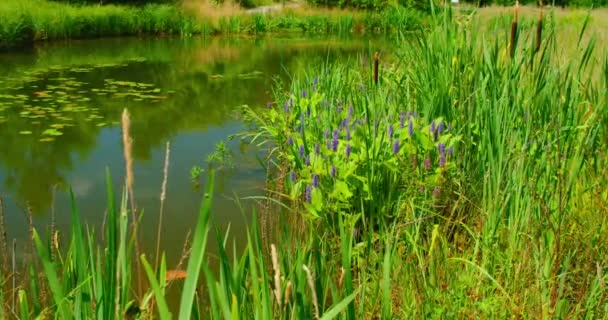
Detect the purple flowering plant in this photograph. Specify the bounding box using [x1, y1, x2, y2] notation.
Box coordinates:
[241, 75, 460, 220]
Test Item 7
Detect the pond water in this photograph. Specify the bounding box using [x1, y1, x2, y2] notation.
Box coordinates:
[0, 35, 391, 267]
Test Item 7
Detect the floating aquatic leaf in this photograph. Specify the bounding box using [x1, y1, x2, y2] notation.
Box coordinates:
[42, 129, 63, 136]
[19, 131, 33, 135]
[97, 123, 106, 127]
[39, 137, 55, 142]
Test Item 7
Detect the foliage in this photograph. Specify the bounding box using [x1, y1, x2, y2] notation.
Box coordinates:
[0, 0, 427, 50]
[242, 68, 460, 231]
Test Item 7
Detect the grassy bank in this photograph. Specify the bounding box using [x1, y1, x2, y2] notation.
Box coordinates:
[0, 0, 425, 51]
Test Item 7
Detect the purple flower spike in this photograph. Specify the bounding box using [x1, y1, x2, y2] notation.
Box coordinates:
[326, 140, 331, 150]
[400, 111, 405, 129]
[337, 106, 342, 114]
[305, 156, 310, 166]
[290, 171, 296, 182]
[388, 124, 394, 139]
[312, 174, 319, 188]
[331, 166, 337, 178]
[346, 126, 351, 141]
[438, 122, 445, 134]
[438, 143, 446, 155]
[431, 121, 436, 134]
[448, 146, 454, 156]
[299, 145, 305, 159]
[314, 143, 320, 155]
[332, 130, 339, 152]
[305, 185, 312, 203]
[424, 158, 431, 170]
[306, 107, 311, 118]
[302, 89, 308, 98]
[346, 144, 351, 158]
[393, 140, 399, 154]
[408, 120, 414, 137]
[324, 129, 330, 139]
[439, 154, 446, 167]
[288, 136, 293, 145]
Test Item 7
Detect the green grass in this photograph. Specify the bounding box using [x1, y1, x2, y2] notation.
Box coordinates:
[1, 5, 607, 320]
[0, 0, 427, 50]
[0, 0, 200, 50]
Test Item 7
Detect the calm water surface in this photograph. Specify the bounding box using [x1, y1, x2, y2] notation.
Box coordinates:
[0, 35, 391, 266]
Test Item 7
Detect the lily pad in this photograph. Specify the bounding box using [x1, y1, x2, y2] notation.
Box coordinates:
[19, 131, 33, 135]
[42, 128, 63, 136]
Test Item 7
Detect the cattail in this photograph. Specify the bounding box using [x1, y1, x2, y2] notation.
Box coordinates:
[303, 265, 320, 320]
[122, 109, 134, 205]
[510, 0, 520, 58]
[284, 281, 293, 306]
[271, 244, 282, 307]
[536, 1, 544, 54]
[373, 51, 379, 85]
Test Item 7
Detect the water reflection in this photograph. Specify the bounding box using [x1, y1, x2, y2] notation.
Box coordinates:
[0, 35, 389, 264]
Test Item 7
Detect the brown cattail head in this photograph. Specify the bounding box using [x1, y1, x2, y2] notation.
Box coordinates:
[121, 109, 134, 197]
[373, 51, 379, 85]
[284, 281, 293, 306]
[536, 1, 544, 53]
[510, 1, 520, 58]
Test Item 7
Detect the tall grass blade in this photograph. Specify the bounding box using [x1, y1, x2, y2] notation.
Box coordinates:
[178, 170, 215, 320]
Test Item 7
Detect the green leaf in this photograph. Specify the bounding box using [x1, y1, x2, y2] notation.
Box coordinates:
[178, 171, 215, 320]
[319, 289, 360, 320]
[141, 256, 172, 320]
[33, 230, 73, 320]
[333, 180, 353, 199]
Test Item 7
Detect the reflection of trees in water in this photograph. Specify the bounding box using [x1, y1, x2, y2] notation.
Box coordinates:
[0, 37, 381, 213]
